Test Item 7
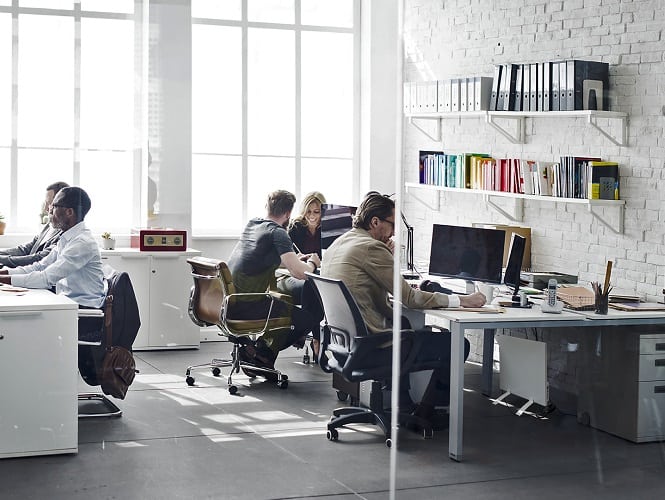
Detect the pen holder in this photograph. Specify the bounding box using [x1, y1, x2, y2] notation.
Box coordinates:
[595, 292, 609, 315]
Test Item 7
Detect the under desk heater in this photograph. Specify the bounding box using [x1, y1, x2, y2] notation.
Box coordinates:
[494, 334, 548, 416]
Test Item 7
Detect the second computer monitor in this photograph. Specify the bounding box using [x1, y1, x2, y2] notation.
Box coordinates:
[503, 233, 527, 294]
[320, 204, 357, 250]
[428, 224, 505, 284]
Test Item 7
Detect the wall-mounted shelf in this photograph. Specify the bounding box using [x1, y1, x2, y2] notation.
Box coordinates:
[406, 110, 628, 146]
[405, 182, 625, 234]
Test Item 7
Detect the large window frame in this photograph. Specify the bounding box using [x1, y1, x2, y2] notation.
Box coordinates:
[191, 0, 360, 237]
[0, 0, 144, 235]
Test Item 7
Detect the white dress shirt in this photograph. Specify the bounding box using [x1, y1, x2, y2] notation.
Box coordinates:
[8, 221, 105, 308]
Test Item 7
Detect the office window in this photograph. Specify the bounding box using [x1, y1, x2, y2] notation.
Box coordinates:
[191, 0, 359, 235]
[2, 2, 138, 233]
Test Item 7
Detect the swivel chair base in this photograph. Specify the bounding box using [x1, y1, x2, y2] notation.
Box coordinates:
[185, 339, 288, 395]
[78, 392, 122, 418]
[325, 381, 434, 447]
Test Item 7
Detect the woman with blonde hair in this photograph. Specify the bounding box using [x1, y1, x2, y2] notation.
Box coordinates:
[287, 191, 326, 258]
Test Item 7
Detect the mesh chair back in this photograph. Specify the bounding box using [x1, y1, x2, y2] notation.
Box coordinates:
[306, 273, 368, 351]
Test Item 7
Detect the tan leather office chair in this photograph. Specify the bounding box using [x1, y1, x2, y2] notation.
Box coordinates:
[185, 257, 291, 394]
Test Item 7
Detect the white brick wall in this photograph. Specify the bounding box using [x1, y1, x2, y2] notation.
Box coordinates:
[403, 0, 665, 301]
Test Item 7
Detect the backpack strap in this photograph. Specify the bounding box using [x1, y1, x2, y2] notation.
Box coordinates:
[104, 277, 115, 352]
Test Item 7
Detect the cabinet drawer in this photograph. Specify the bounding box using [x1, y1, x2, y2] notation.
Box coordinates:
[638, 354, 665, 381]
[639, 336, 665, 355]
[636, 381, 665, 441]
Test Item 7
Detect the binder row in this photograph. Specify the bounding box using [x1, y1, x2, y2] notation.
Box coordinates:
[418, 151, 620, 200]
[490, 59, 610, 112]
[404, 77, 493, 114]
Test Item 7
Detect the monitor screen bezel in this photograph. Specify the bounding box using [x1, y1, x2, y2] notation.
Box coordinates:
[503, 233, 527, 294]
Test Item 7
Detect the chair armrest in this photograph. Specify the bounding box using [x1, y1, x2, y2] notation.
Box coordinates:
[78, 309, 105, 318]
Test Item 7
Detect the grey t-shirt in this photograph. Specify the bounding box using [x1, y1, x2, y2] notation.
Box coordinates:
[228, 218, 294, 294]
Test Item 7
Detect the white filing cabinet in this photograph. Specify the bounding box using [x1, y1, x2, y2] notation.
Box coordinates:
[101, 248, 202, 350]
[577, 329, 665, 443]
[0, 290, 78, 458]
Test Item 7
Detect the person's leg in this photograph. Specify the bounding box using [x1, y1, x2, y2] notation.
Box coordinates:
[410, 328, 470, 419]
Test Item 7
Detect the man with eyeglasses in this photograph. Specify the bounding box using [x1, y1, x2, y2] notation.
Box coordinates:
[0, 181, 69, 269]
[321, 193, 485, 425]
[0, 187, 105, 311]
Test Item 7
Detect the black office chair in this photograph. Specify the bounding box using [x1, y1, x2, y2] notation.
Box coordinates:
[78, 270, 140, 418]
[306, 272, 438, 447]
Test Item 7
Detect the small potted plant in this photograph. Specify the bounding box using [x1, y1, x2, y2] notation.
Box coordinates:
[0, 214, 6, 235]
[101, 231, 116, 250]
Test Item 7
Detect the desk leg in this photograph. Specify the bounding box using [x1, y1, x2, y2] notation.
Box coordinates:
[481, 328, 495, 397]
[449, 322, 465, 461]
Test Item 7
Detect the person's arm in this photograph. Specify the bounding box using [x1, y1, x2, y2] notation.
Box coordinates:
[281, 251, 321, 280]
[7, 237, 88, 289]
[0, 246, 54, 268]
[0, 235, 39, 258]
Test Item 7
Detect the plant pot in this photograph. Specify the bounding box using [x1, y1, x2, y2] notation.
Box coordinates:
[102, 238, 116, 250]
[0, 220, 5, 235]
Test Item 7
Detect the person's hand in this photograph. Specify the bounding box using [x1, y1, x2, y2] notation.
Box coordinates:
[385, 238, 395, 254]
[298, 253, 311, 262]
[307, 254, 321, 268]
[460, 292, 486, 308]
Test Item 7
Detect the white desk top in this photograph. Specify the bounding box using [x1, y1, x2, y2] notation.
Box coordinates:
[0, 288, 77, 312]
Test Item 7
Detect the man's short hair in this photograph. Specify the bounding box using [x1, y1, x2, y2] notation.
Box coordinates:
[46, 181, 70, 194]
[57, 187, 92, 222]
[266, 190, 296, 217]
[353, 193, 395, 230]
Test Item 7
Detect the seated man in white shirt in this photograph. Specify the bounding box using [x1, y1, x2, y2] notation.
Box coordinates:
[0, 187, 105, 311]
[0, 181, 69, 268]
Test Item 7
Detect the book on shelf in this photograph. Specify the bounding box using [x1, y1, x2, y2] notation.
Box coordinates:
[588, 161, 620, 200]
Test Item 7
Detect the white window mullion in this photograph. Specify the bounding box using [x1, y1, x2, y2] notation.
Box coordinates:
[73, 1, 81, 184]
[294, 0, 301, 197]
[241, 0, 248, 223]
[10, 4, 18, 220]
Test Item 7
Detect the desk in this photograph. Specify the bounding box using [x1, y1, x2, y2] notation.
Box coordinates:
[426, 304, 665, 461]
[0, 289, 78, 458]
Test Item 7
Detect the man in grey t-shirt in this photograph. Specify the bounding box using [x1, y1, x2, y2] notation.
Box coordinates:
[228, 190, 322, 366]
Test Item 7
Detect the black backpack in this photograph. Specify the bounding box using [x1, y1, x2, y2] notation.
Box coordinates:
[79, 270, 141, 399]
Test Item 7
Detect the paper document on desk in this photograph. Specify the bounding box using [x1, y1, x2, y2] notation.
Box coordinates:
[443, 305, 506, 313]
[0, 283, 29, 293]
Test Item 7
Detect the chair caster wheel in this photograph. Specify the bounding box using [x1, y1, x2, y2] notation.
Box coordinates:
[385, 438, 392, 448]
[423, 428, 434, 439]
[228, 385, 238, 395]
[185, 376, 195, 386]
[327, 428, 338, 441]
[212, 367, 221, 377]
[336, 391, 349, 402]
[303, 354, 310, 364]
[278, 379, 289, 389]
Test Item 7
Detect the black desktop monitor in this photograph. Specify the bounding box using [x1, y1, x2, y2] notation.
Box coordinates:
[428, 224, 505, 284]
[320, 204, 356, 250]
[503, 233, 527, 295]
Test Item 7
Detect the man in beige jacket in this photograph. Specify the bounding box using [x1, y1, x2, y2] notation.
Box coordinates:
[321, 193, 485, 422]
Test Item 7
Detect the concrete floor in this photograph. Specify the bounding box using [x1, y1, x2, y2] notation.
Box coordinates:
[2, 341, 665, 499]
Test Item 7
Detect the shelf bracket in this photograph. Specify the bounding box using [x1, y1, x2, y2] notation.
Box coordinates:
[588, 203, 624, 234]
[408, 116, 441, 142]
[484, 194, 523, 222]
[586, 114, 627, 147]
[406, 185, 440, 211]
[486, 114, 524, 144]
